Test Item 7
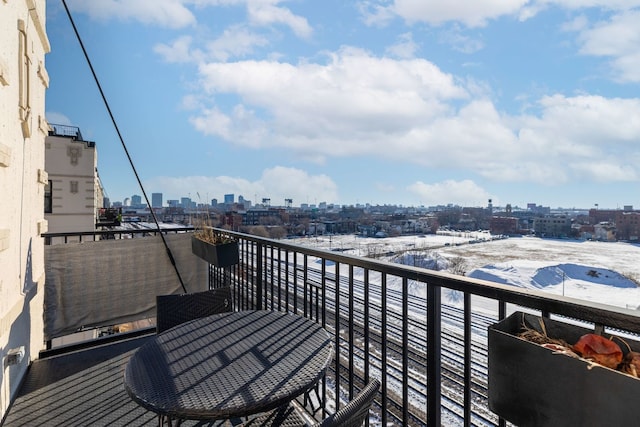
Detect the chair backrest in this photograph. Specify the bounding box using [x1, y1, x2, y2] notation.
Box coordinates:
[319, 379, 380, 427]
[155, 286, 233, 333]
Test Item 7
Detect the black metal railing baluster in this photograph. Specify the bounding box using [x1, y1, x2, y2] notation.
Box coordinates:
[284, 248, 290, 312]
[334, 260, 341, 411]
[348, 264, 355, 399]
[256, 242, 263, 310]
[464, 292, 471, 427]
[427, 283, 441, 427]
[402, 276, 409, 425]
[303, 254, 309, 319]
[363, 268, 370, 385]
[381, 272, 388, 427]
[292, 251, 298, 314]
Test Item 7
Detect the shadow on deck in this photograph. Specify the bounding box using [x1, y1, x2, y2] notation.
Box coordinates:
[2, 333, 255, 426]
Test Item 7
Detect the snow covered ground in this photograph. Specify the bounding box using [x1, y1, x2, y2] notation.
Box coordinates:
[130, 222, 640, 311]
[288, 233, 640, 311]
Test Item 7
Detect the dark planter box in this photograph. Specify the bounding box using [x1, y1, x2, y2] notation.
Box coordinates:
[191, 236, 239, 268]
[488, 311, 640, 427]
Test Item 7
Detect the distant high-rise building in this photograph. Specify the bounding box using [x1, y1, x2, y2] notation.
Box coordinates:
[152, 193, 163, 208]
[224, 194, 234, 204]
[167, 200, 179, 208]
[131, 194, 142, 207]
[211, 198, 218, 207]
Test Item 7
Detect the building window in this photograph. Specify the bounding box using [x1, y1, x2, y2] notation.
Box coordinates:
[44, 180, 52, 213]
[70, 180, 78, 194]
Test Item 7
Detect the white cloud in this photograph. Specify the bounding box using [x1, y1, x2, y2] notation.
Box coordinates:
[45, 111, 73, 126]
[154, 36, 200, 63]
[206, 26, 271, 61]
[358, 1, 397, 27]
[359, 1, 640, 28]
[534, 0, 640, 11]
[190, 104, 267, 148]
[560, 15, 589, 32]
[145, 166, 337, 204]
[246, 1, 312, 38]
[385, 32, 419, 59]
[194, 47, 466, 139]
[66, 0, 312, 39]
[384, 0, 529, 28]
[438, 26, 485, 54]
[574, 10, 640, 82]
[408, 179, 492, 206]
[66, 0, 196, 28]
[186, 47, 640, 187]
[511, 94, 640, 182]
[154, 29, 269, 64]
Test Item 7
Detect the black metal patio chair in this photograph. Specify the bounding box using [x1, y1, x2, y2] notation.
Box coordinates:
[155, 286, 233, 333]
[240, 378, 380, 427]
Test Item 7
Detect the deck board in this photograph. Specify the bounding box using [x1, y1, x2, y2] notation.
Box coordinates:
[2, 335, 231, 426]
[2, 333, 322, 427]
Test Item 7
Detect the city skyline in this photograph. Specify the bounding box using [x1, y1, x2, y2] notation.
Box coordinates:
[45, 1, 640, 210]
[114, 190, 632, 212]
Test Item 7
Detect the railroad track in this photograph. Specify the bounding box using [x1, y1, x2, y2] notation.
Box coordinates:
[236, 255, 504, 425]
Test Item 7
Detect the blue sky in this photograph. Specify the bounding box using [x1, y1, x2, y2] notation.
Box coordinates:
[44, 1, 640, 209]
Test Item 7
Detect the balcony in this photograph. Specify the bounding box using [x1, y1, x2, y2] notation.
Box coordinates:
[3, 228, 640, 426]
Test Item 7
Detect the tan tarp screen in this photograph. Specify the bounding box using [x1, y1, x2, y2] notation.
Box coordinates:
[44, 233, 208, 340]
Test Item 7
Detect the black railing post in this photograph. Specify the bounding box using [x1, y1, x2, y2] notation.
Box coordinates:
[464, 292, 472, 427]
[427, 283, 442, 427]
[380, 272, 388, 427]
[256, 243, 263, 310]
[333, 261, 341, 411]
[402, 277, 409, 423]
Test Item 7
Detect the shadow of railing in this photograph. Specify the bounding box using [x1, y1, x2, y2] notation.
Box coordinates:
[43, 228, 640, 426]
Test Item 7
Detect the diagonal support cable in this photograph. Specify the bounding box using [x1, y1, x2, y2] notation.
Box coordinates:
[61, 0, 187, 293]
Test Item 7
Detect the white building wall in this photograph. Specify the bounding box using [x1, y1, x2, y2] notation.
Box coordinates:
[0, 0, 50, 420]
[45, 133, 100, 233]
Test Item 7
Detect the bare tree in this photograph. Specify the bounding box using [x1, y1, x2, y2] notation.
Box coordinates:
[268, 226, 287, 239]
[448, 257, 467, 276]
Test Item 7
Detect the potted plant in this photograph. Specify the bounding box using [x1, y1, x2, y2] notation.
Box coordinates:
[191, 220, 239, 268]
[488, 311, 640, 426]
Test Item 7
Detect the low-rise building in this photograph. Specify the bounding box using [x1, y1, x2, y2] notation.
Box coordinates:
[45, 124, 104, 233]
[533, 215, 572, 237]
[594, 221, 617, 241]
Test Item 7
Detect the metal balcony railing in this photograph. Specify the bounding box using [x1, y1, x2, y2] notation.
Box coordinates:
[40, 228, 640, 426]
[48, 123, 84, 140]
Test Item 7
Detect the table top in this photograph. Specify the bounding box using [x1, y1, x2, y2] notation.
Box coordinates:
[124, 310, 333, 421]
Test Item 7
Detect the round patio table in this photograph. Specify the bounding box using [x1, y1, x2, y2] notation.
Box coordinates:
[124, 310, 333, 422]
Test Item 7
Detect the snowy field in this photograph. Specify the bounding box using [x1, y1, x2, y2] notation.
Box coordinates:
[288, 233, 640, 311]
